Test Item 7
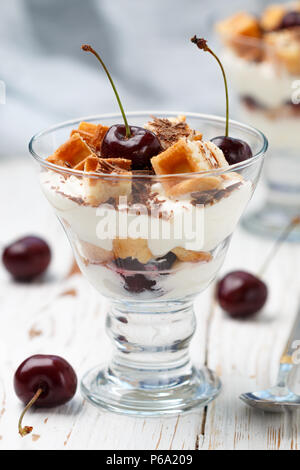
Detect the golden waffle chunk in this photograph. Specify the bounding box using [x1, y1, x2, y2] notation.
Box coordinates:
[151, 139, 226, 195]
[70, 122, 109, 151]
[79, 240, 114, 264]
[46, 133, 95, 168]
[260, 5, 285, 31]
[189, 140, 228, 171]
[167, 176, 221, 197]
[216, 12, 262, 60]
[216, 12, 262, 38]
[77, 156, 132, 206]
[171, 247, 212, 263]
[113, 238, 153, 264]
[151, 140, 199, 177]
[74, 156, 131, 172]
[265, 29, 300, 75]
[104, 158, 132, 171]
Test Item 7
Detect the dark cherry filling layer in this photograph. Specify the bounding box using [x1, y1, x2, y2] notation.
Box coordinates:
[112, 252, 177, 293]
[241, 95, 300, 116]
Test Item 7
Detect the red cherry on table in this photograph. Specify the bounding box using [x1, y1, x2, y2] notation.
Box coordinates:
[216, 271, 268, 319]
[211, 136, 253, 166]
[14, 355, 77, 407]
[101, 124, 162, 170]
[2, 236, 51, 281]
[14, 355, 77, 436]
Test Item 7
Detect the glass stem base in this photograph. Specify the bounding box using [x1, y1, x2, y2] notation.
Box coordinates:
[81, 301, 221, 416]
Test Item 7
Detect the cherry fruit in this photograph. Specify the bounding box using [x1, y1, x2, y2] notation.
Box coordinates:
[280, 11, 300, 29]
[14, 354, 77, 436]
[216, 217, 300, 319]
[101, 124, 162, 170]
[82, 45, 162, 170]
[2, 236, 51, 281]
[211, 136, 253, 166]
[191, 37, 253, 165]
[217, 271, 267, 318]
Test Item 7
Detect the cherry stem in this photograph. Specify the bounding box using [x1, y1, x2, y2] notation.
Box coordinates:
[258, 216, 300, 278]
[82, 44, 131, 138]
[18, 388, 43, 437]
[191, 36, 229, 137]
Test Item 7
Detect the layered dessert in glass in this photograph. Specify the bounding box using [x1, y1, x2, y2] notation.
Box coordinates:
[40, 114, 254, 301]
[29, 111, 267, 415]
[216, 2, 300, 239]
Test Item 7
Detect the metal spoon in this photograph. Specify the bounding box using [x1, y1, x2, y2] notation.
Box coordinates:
[240, 304, 300, 413]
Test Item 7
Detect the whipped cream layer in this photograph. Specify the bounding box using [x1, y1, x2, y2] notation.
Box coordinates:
[80, 251, 226, 301]
[222, 49, 297, 109]
[41, 170, 252, 255]
[240, 106, 300, 150]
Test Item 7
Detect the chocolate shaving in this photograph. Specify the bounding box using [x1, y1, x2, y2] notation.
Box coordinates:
[131, 178, 152, 204]
[147, 116, 192, 149]
[96, 158, 130, 174]
[191, 182, 241, 206]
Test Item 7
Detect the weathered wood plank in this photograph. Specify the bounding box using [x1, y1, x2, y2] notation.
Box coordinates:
[1, 159, 299, 450]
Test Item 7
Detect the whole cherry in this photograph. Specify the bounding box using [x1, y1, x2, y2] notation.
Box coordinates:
[216, 216, 300, 319]
[280, 11, 300, 29]
[2, 236, 51, 281]
[211, 136, 252, 166]
[101, 125, 162, 170]
[82, 45, 162, 170]
[191, 36, 253, 165]
[217, 271, 267, 318]
[14, 354, 77, 436]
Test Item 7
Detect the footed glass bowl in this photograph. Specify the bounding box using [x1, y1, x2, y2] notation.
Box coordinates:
[29, 112, 267, 416]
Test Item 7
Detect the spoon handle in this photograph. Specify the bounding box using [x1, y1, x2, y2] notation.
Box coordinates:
[280, 302, 300, 365]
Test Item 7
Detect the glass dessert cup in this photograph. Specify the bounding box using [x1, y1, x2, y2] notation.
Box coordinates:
[29, 111, 267, 416]
[219, 34, 300, 241]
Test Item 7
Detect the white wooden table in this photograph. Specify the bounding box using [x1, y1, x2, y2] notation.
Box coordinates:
[0, 158, 299, 450]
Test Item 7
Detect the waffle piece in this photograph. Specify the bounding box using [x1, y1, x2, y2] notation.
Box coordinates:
[79, 240, 114, 264]
[46, 133, 95, 168]
[113, 238, 153, 264]
[171, 247, 212, 263]
[216, 12, 262, 60]
[260, 4, 285, 31]
[74, 156, 131, 172]
[76, 156, 132, 205]
[145, 115, 199, 150]
[70, 122, 109, 152]
[265, 28, 300, 74]
[151, 139, 226, 195]
[217, 12, 261, 39]
[151, 140, 199, 177]
[189, 140, 228, 171]
[167, 176, 221, 196]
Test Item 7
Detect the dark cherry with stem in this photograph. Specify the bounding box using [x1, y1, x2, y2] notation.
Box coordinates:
[191, 36, 253, 166]
[2, 236, 51, 282]
[14, 355, 77, 436]
[81, 45, 162, 170]
[216, 216, 300, 318]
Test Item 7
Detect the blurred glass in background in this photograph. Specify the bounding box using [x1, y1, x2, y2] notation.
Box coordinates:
[0, 0, 272, 158]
